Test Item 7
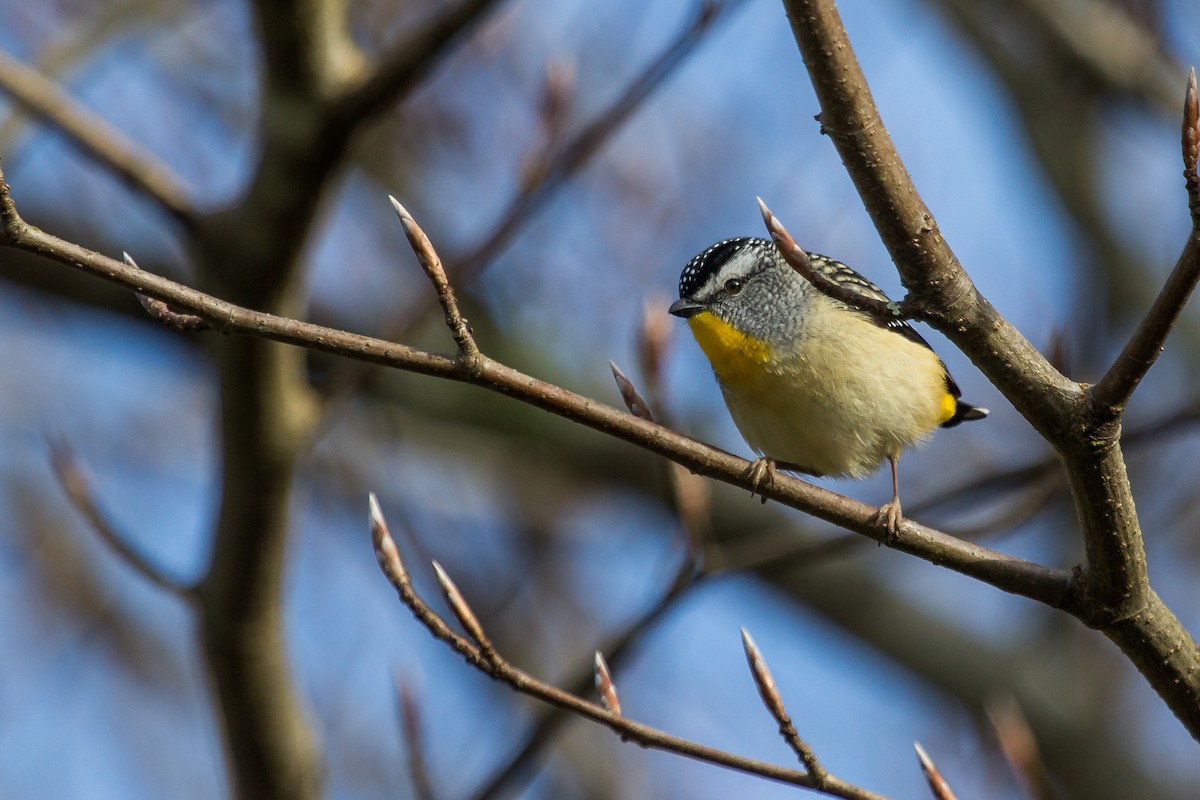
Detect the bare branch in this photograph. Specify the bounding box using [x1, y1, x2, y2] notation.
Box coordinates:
[446, 0, 745, 284]
[779, 0, 1200, 742]
[779, 0, 1075, 427]
[333, 0, 502, 124]
[389, 196, 481, 370]
[986, 693, 1056, 800]
[469, 562, 701, 800]
[0, 182, 1076, 611]
[914, 743, 958, 800]
[0, 49, 194, 222]
[21, 166, 1200, 741]
[47, 436, 196, 599]
[1091, 70, 1200, 413]
[396, 676, 438, 800]
[593, 652, 621, 716]
[370, 492, 409, 587]
[369, 497, 890, 799]
[740, 628, 828, 784]
[757, 197, 904, 320]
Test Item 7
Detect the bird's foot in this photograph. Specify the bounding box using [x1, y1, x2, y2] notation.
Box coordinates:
[871, 498, 904, 545]
[745, 457, 775, 504]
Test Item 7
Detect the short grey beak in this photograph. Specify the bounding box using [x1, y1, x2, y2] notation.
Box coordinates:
[668, 298, 705, 318]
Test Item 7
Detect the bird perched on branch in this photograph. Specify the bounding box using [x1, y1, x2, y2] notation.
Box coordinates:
[669, 236, 987, 536]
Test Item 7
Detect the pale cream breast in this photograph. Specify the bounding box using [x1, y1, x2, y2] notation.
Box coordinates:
[717, 305, 948, 478]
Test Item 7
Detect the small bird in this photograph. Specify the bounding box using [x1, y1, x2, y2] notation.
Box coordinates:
[668, 237, 987, 535]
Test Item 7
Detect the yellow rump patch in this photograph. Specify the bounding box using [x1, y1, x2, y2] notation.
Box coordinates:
[940, 392, 957, 424]
[687, 311, 772, 388]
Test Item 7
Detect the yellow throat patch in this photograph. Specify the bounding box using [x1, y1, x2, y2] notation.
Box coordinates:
[687, 311, 772, 387]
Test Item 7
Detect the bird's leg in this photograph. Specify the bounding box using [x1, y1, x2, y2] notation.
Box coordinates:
[871, 453, 904, 543]
[745, 457, 776, 504]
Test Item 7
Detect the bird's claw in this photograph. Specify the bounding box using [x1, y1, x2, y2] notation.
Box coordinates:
[746, 457, 775, 504]
[871, 499, 904, 545]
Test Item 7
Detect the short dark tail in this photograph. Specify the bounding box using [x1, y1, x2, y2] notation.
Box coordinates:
[942, 401, 989, 429]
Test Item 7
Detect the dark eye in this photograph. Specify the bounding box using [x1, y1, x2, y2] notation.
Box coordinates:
[724, 278, 745, 294]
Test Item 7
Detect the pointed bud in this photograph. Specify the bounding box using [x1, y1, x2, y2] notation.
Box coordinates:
[741, 627, 788, 723]
[369, 493, 409, 585]
[609, 361, 655, 421]
[593, 651, 622, 715]
[432, 560, 494, 659]
[914, 742, 958, 800]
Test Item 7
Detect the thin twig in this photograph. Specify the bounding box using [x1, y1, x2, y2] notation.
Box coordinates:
[389, 196, 481, 370]
[0, 49, 194, 223]
[635, 298, 713, 563]
[445, 0, 744, 285]
[369, 496, 890, 800]
[1091, 69, 1200, 413]
[985, 693, 1057, 800]
[396, 676, 438, 800]
[47, 436, 196, 600]
[757, 197, 905, 320]
[333, 0, 502, 124]
[740, 628, 828, 785]
[468, 544, 703, 800]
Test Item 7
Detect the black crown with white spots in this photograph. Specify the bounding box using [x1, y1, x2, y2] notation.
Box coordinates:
[678, 237, 771, 298]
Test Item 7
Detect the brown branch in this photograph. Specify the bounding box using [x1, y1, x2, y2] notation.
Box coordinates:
[740, 628, 828, 784]
[396, 676, 438, 800]
[985, 693, 1056, 800]
[1184, 67, 1200, 219]
[47, 437, 196, 599]
[332, 0, 503, 124]
[469, 551, 702, 800]
[369, 497, 891, 800]
[431, 560, 497, 665]
[0, 178, 1074, 609]
[780, 0, 1200, 742]
[445, 0, 743, 284]
[0, 49, 194, 222]
[19, 167, 1200, 742]
[758, 197, 905, 320]
[780, 0, 1076, 433]
[1091, 70, 1200, 413]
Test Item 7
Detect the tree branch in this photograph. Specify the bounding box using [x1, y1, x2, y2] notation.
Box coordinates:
[48, 437, 197, 600]
[779, 0, 1077, 437]
[1091, 69, 1200, 413]
[332, 0, 503, 123]
[0, 184, 1074, 610]
[369, 496, 889, 800]
[779, 0, 1200, 741]
[445, 0, 744, 284]
[0, 49, 195, 223]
